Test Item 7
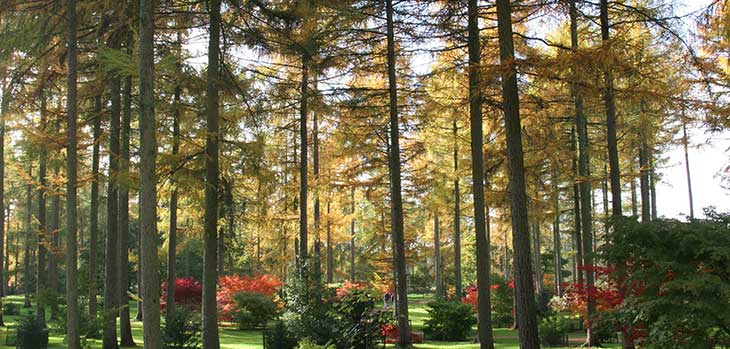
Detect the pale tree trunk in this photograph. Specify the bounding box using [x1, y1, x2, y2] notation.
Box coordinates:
[349, 188, 355, 281]
[326, 200, 334, 283]
[571, 129, 583, 285]
[139, 0, 162, 346]
[552, 170, 562, 297]
[37, 84, 48, 328]
[89, 95, 101, 319]
[119, 73, 135, 346]
[103, 66, 122, 349]
[299, 55, 309, 277]
[532, 220, 542, 295]
[0, 88, 5, 326]
[24, 169, 32, 309]
[433, 215, 443, 300]
[202, 0, 221, 347]
[495, 0, 540, 347]
[385, 1, 410, 346]
[65, 0, 82, 344]
[682, 121, 694, 219]
[467, 1, 495, 347]
[650, 155, 658, 220]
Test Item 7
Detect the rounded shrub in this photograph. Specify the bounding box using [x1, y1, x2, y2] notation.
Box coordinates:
[232, 291, 278, 330]
[423, 300, 476, 341]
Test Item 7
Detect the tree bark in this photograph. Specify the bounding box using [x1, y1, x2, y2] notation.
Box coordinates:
[103, 66, 122, 349]
[202, 0, 221, 347]
[433, 215, 443, 299]
[24, 169, 32, 309]
[467, 1, 495, 347]
[639, 140, 650, 222]
[166, 39, 182, 325]
[139, 0, 161, 346]
[682, 121, 694, 219]
[600, 0, 623, 217]
[453, 120, 463, 297]
[119, 73, 135, 346]
[0, 90, 5, 322]
[326, 200, 333, 283]
[385, 1, 410, 346]
[89, 95, 102, 319]
[649, 155, 658, 220]
[299, 55, 309, 277]
[553, 171, 562, 297]
[495, 0, 540, 347]
[37, 84, 48, 328]
[65, 0, 82, 344]
[349, 188, 355, 281]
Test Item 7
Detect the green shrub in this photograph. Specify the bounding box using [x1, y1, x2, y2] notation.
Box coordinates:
[423, 300, 476, 341]
[4, 302, 19, 316]
[538, 315, 569, 347]
[16, 315, 49, 349]
[232, 291, 278, 330]
[297, 338, 335, 349]
[263, 321, 298, 349]
[162, 307, 201, 349]
[489, 274, 514, 327]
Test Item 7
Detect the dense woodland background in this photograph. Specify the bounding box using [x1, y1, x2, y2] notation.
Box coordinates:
[0, 0, 729, 348]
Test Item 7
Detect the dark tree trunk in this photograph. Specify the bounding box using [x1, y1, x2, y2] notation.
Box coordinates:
[49, 113, 62, 319]
[385, 1, 410, 346]
[682, 121, 694, 219]
[202, 0, 221, 347]
[103, 67, 122, 349]
[453, 120, 462, 297]
[0, 91, 5, 321]
[533, 220, 543, 295]
[89, 95, 102, 319]
[553, 170, 562, 297]
[299, 55, 309, 276]
[495, 0, 540, 347]
[326, 201, 334, 283]
[600, 0, 622, 217]
[166, 47, 182, 325]
[119, 73, 135, 347]
[139, 0, 162, 346]
[630, 168, 638, 217]
[650, 155, 658, 220]
[570, 128, 583, 285]
[37, 84, 48, 328]
[639, 140, 650, 222]
[350, 188, 356, 281]
[24, 170, 32, 309]
[467, 1, 495, 347]
[434, 215, 443, 299]
[313, 80, 322, 286]
[65, 0, 82, 344]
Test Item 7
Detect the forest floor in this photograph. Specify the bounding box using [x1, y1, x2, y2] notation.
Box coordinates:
[0, 294, 618, 348]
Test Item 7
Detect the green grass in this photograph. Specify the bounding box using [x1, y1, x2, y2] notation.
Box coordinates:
[0, 294, 617, 348]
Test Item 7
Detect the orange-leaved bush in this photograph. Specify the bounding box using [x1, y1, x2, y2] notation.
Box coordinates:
[217, 274, 283, 320]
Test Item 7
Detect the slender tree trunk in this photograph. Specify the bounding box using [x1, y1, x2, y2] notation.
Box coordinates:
[103, 68, 122, 349]
[89, 95, 101, 319]
[299, 55, 309, 277]
[49, 113, 62, 319]
[639, 140, 650, 222]
[630, 169, 638, 217]
[24, 169, 32, 309]
[495, 0, 540, 347]
[533, 220, 543, 295]
[682, 121, 694, 219]
[434, 215, 443, 299]
[453, 120, 463, 297]
[571, 130, 583, 285]
[166, 45, 182, 325]
[467, 1, 495, 347]
[600, 0, 622, 217]
[553, 171, 562, 297]
[0, 88, 5, 326]
[385, 1, 410, 346]
[65, 0, 82, 344]
[119, 73, 135, 346]
[139, 0, 161, 346]
[37, 84, 48, 328]
[202, 0, 221, 347]
[349, 188, 355, 281]
[649, 155, 658, 220]
[326, 200, 333, 283]
[312, 76, 322, 286]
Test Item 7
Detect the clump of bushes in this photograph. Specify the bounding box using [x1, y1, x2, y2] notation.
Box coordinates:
[263, 321, 298, 349]
[231, 291, 279, 330]
[162, 277, 203, 312]
[538, 315, 569, 347]
[16, 315, 49, 349]
[423, 300, 475, 341]
[4, 302, 19, 316]
[162, 307, 201, 349]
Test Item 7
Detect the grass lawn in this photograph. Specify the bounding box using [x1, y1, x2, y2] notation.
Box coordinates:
[0, 294, 617, 348]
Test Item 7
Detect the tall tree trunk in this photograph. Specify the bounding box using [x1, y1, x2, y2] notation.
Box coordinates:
[326, 200, 333, 283]
[649, 155, 658, 220]
[553, 172, 562, 297]
[103, 67, 122, 349]
[349, 188, 355, 281]
[385, 1, 410, 346]
[571, 129, 583, 285]
[312, 76, 322, 286]
[630, 169, 638, 217]
[299, 55, 309, 277]
[49, 111, 62, 320]
[433, 215, 443, 299]
[202, 0, 221, 347]
[533, 220, 543, 295]
[600, 0, 622, 217]
[571, 0, 595, 343]
[37, 84, 48, 328]
[166, 43, 182, 325]
[453, 120, 462, 297]
[682, 121, 694, 219]
[467, 1, 495, 347]
[639, 140, 650, 222]
[24, 169, 32, 308]
[495, 0, 540, 347]
[89, 95, 101, 319]
[139, 0, 161, 346]
[0, 90, 5, 321]
[65, 0, 82, 344]
[119, 73, 135, 346]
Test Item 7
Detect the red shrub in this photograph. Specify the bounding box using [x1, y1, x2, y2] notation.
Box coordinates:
[161, 277, 203, 311]
[336, 280, 369, 299]
[217, 274, 283, 320]
[381, 324, 423, 344]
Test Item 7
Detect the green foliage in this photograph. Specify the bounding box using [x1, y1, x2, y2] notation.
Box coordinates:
[490, 275, 514, 327]
[4, 301, 19, 316]
[538, 315, 569, 347]
[264, 321, 299, 349]
[232, 291, 279, 330]
[296, 338, 336, 349]
[162, 307, 202, 349]
[423, 300, 476, 341]
[603, 213, 730, 348]
[16, 315, 49, 349]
